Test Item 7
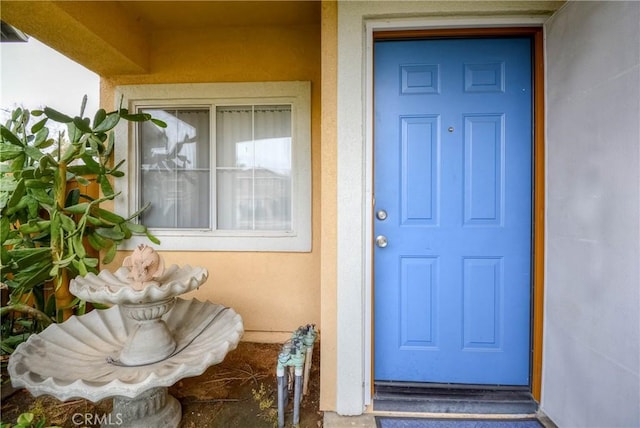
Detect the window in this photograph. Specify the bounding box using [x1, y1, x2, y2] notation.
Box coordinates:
[114, 82, 311, 252]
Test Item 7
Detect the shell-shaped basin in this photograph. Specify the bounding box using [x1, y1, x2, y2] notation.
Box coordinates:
[70, 265, 208, 305]
[8, 299, 243, 402]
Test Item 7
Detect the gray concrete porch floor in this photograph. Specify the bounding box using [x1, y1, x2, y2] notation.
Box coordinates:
[324, 412, 377, 427]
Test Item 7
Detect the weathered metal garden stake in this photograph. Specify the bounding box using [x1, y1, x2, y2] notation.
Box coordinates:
[292, 347, 305, 426]
[277, 348, 291, 428]
[276, 324, 318, 427]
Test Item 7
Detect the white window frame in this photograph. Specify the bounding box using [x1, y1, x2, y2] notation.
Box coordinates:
[114, 81, 311, 252]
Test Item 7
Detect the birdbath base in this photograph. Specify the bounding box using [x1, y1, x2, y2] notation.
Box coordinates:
[103, 387, 180, 428]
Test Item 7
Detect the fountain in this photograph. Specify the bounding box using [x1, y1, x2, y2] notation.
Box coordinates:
[8, 245, 244, 427]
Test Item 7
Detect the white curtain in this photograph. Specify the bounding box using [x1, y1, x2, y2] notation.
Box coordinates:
[216, 105, 292, 230]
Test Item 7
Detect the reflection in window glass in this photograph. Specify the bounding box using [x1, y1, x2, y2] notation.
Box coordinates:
[138, 109, 210, 228]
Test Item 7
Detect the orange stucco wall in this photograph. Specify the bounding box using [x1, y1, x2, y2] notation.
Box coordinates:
[99, 23, 322, 341]
[319, 0, 338, 411]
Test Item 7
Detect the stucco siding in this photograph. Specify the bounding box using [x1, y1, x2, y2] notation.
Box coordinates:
[320, 0, 339, 412]
[100, 21, 322, 343]
[544, 2, 640, 426]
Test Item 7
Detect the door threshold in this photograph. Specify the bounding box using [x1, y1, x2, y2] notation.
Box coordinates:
[373, 383, 538, 414]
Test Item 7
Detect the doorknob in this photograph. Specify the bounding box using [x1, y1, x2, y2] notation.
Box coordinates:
[375, 235, 388, 248]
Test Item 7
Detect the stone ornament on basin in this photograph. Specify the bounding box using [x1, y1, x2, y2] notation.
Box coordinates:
[70, 248, 206, 305]
[8, 245, 244, 428]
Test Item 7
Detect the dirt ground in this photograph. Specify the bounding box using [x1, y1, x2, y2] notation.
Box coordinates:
[1, 342, 323, 428]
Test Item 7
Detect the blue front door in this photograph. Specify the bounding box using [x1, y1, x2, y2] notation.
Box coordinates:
[374, 38, 532, 385]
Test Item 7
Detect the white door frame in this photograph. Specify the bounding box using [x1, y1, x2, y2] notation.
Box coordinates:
[335, 3, 547, 414]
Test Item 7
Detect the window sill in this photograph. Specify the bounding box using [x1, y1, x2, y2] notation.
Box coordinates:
[120, 232, 311, 253]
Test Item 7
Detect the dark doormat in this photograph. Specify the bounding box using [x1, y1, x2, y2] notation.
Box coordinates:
[373, 384, 538, 414]
[376, 417, 543, 428]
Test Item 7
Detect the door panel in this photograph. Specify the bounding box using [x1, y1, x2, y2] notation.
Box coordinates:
[374, 38, 532, 385]
[401, 116, 438, 225]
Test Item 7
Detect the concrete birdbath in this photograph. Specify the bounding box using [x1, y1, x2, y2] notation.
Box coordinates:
[8, 245, 243, 427]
